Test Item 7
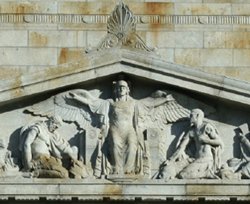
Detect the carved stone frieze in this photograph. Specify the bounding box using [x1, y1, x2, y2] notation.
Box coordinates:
[1, 1, 250, 202]
[0, 14, 250, 25]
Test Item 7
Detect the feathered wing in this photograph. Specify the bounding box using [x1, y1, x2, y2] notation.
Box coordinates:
[166, 90, 216, 116]
[25, 89, 107, 129]
[137, 92, 190, 130]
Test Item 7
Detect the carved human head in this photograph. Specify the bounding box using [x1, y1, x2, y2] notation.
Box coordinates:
[114, 80, 130, 98]
[190, 109, 204, 127]
[47, 115, 63, 132]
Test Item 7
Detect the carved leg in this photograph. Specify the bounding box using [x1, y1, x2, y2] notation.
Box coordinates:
[110, 130, 124, 174]
[33, 155, 69, 178]
[179, 159, 214, 179]
[241, 162, 250, 178]
[124, 131, 137, 174]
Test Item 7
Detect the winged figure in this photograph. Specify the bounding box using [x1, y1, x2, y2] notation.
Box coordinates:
[26, 79, 195, 177]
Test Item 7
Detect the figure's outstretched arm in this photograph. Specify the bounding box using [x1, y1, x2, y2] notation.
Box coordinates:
[68, 90, 96, 106]
[23, 128, 37, 171]
[239, 132, 250, 149]
[143, 91, 174, 108]
[170, 132, 190, 161]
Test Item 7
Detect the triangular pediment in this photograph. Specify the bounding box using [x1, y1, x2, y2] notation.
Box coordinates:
[1, 2, 250, 201]
[1, 47, 250, 107]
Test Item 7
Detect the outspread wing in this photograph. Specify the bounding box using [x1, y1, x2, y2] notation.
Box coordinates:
[137, 91, 190, 130]
[166, 90, 216, 116]
[25, 89, 98, 129]
[137, 89, 217, 130]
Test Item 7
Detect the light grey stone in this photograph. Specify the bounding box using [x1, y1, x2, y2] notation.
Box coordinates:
[0, 48, 57, 66]
[0, 1, 250, 201]
[159, 109, 223, 179]
[19, 116, 87, 178]
[28, 31, 80, 47]
[0, 31, 27, 47]
[25, 80, 191, 177]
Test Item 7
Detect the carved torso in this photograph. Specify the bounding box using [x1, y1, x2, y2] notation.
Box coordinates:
[189, 123, 214, 160]
[30, 123, 51, 159]
[109, 99, 135, 130]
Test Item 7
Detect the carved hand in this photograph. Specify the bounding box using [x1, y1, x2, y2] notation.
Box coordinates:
[238, 132, 245, 140]
[170, 150, 187, 162]
[67, 92, 87, 104]
[151, 90, 167, 98]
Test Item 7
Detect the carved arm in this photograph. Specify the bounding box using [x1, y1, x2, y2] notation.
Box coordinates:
[170, 132, 190, 161]
[200, 123, 223, 148]
[199, 136, 223, 147]
[147, 90, 174, 107]
[23, 128, 38, 170]
[239, 132, 250, 149]
[68, 90, 95, 106]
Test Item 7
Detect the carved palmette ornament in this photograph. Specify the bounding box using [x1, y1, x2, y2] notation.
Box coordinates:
[88, 1, 154, 53]
[107, 2, 136, 40]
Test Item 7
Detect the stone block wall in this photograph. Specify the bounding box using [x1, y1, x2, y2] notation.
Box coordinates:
[0, 1, 250, 82]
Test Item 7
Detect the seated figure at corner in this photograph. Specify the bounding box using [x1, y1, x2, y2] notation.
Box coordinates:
[20, 116, 82, 178]
[0, 138, 20, 177]
[159, 109, 224, 179]
[228, 124, 250, 179]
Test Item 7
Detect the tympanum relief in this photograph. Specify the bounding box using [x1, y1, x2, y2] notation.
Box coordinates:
[23, 78, 193, 178]
[0, 75, 248, 181]
[0, 1, 249, 182]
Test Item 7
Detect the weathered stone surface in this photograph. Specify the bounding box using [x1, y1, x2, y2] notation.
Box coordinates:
[234, 49, 250, 67]
[29, 31, 86, 48]
[233, 25, 250, 32]
[201, 49, 233, 67]
[0, 48, 57, 66]
[0, 179, 247, 200]
[58, 2, 174, 15]
[0, 0, 248, 83]
[0, 2, 250, 201]
[175, 49, 233, 67]
[146, 32, 203, 48]
[175, 3, 232, 15]
[145, 0, 202, 2]
[174, 49, 201, 67]
[57, 48, 83, 64]
[86, 31, 107, 48]
[0, 2, 57, 13]
[157, 48, 174, 62]
[204, 32, 250, 49]
[0, 31, 27, 47]
[175, 25, 233, 32]
[232, 3, 250, 15]
[201, 67, 250, 81]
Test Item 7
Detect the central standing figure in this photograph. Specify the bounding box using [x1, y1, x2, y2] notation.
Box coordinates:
[109, 80, 138, 174]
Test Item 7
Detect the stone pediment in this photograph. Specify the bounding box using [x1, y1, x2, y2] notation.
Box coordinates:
[1, 2, 250, 202]
[0, 46, 250, 201]
[1, 47, 250, 107]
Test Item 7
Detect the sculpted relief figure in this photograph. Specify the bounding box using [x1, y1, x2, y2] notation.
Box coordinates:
[26, 78, 190, 177]
[0, 139, 20, 177]
[19, 116, 87, 178]
[159, 109, 224, 179]
[68, 80, 190, 176]
[70, 80, 139, 175]
[227, 123, 250, 179]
